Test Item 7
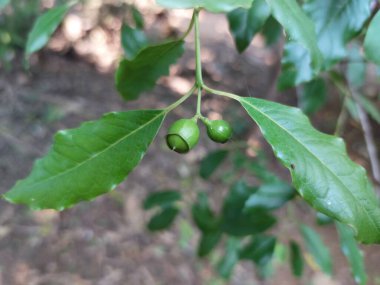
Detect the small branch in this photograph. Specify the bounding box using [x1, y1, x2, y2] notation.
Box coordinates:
[351, 90, 380, 185]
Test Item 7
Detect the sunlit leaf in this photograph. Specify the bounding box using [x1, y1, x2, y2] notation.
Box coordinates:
[4, 110, 166, 210]
[115, 40, 184, 101]
[239, 96, 380, 244]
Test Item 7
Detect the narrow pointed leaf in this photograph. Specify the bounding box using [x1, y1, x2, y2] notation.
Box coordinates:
[156, 0, 254, 13]
[217, 238, 240, 279]
[121, 24, 148, 60]
[364, 11, 380, 65]
[115, 40, 184, 101]
[289, 241, 304, 277]
[227, 0, 271, 53]
[265, 0, 322, 73]
[198, 231, 222, 257]
[238, 96, 380, 244]
[336, 223, 367, 285]
[4, 110, 166, 210]
[192, 192, 220, 232]
[147, 206, 179, 231]
[26, 3, 73, 56]
[143, 190, 181, 210]
[301, 225, 333, 275]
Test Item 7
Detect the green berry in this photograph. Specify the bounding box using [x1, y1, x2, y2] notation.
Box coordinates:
[166, 119, 200, 153]
[205, 119, 232, 144]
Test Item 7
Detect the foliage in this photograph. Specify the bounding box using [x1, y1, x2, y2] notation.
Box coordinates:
[3, 0, 380, 283]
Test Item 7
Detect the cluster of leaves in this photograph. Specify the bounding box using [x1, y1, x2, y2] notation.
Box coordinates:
[2, 0, 380, 283]
[0, 0, 40, 68]
[144, 149, 366, 282]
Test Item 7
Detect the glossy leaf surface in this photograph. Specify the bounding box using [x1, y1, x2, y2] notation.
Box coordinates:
[336, 223, 367, 285]
[364, 11, 380, 65]
[239, 97, 380, 244]
[227, 0, 270, 53]
[26, 3, 72, 56]
[4, 110, 166, 210]
[116, 40, 184, 101]
[301, 225, 332, 275]
[156, 0, 254, 13]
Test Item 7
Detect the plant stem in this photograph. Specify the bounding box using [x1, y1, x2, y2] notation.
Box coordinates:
[203, 85, 241, 101]
[194, 9, 204, 87]
[196, 87, 202, 116]
[180, 10, 196, 41]
[334, 97, 349, 136]
[165, 85, 197, 113]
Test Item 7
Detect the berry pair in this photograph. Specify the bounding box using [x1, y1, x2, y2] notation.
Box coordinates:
[166, 118, 232, 153]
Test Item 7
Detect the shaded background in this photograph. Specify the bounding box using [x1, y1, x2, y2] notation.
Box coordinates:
[0, 0, 380, 284]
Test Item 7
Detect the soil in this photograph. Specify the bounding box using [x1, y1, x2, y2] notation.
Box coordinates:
[0, 5, 379, 285]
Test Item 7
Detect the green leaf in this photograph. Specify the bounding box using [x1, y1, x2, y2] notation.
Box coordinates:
[4, 110, 166, 210]
[198, 231, 222, 257]
[115, 40, 184, 101]
[261, 16, 282, 46]
[156, 0, 254, 13]
[131, 6, 144, 29]
[239, 235, 277, 266]
[25, 3, 72, 56]
[192, 192, 220, 232]
[143, 190, 181, 210]
[316, 212, 334, 225]
[347, 44, 366, 89]
[336, 223, 367, 285]
[280, 0, 371, 88]
[0, 0, 9, 10]
[227, 0, 271, 53]
[300, 225, 333, 275]
[298, 78, 327, 115]
[121, 24, 148, 60]
[200, 150, 229, 179]
[244, 181, 295, 212]
[364, 11, 380, 65]
[265, 0, 322, 73]
[289, 241, 304, 277]
[147, 206, 179, 231]
[221, 181, 277, 236]
[239, 96, 380, 244]
[217, 238, 240, 279]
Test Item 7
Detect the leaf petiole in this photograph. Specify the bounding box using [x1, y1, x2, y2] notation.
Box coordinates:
[165, 84, 197, 113]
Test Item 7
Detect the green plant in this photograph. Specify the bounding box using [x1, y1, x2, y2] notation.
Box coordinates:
[3, 0, 380, 283]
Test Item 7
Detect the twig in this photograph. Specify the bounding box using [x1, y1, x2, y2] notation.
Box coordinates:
[351, 90, 380, 185]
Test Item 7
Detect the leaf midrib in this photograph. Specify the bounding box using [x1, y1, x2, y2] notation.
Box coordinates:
[19, 111, 165, 189]
[241, 98, 379, 234]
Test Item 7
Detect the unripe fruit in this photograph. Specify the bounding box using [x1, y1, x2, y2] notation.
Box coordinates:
[205, 119, 232, 144]
[166, 119, 200, 153]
